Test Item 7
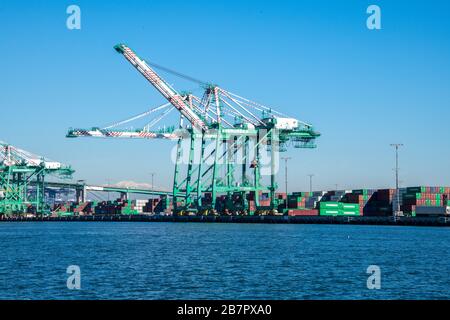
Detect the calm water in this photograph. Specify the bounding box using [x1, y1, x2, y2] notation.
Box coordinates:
[0, 222, 449, 300]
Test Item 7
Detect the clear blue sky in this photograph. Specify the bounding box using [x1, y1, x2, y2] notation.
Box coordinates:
[1, 0, 449, 191]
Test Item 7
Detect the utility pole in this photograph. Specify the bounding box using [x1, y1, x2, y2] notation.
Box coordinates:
[307, 174, 314, 193]
[105, 179, 111, 201]
[149, 172, 156, 213]
[281, 157, 291, 210]
[150, 172, 155, 190]
[390, 144, 403, 216]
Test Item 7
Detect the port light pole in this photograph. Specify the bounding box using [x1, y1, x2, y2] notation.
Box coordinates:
[105, 179, 111, 201]
[150, 172, 155, 190]
[390, 143, 403, 216]
[307, 174, 314, 193]
[281, 157, 291, 210]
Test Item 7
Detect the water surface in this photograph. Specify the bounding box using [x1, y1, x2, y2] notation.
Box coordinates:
[0, 222, 449, 299]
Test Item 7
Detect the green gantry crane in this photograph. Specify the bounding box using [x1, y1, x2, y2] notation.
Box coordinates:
[0, 141, 74, 215]
[67, 44, 320, 215]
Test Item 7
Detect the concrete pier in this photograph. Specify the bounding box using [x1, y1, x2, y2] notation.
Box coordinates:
[1, 214, 450, 227]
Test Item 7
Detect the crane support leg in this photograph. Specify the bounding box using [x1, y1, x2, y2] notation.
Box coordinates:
[211, 130, 221, 211]
[185, 133, 195, 209]
[270, 129, 278, 209]
[172, 136, 183, 214]
[196, 132, 206, 209]
[254, 131, 261, 207]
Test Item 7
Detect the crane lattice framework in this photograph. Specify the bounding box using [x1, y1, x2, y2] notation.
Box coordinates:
[67, 44, 320, 214]
[0, 142, 74, 215]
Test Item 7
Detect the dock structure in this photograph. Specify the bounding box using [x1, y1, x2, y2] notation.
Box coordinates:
[1, 214, 450, 227]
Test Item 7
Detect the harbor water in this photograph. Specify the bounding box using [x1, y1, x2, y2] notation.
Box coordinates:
[0, 222, 449, 299]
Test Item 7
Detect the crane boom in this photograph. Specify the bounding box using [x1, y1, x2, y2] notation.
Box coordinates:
[66, 128, 180, 140]
[114, 44, 208, 131]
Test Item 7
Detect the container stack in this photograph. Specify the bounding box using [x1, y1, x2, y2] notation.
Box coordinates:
[318, 202, 340, 216]
[92, 199, 138, 215]
[153, 196, 172, 214]
[287, 194, 306, 209]
[341, 189, 377, 214]
[201, 193, 213, 208]
[94, 201, 120, 214]
[281, 191, 326, 209]
[363, 189, 394, 216]
[55, 203, 73, 216]
[133, 199, 149, 214]
[339, 203, 361, 216]
[273, 193, 286, 210]
[47, 186, 450, 217]
[215, 195, 228, 212]
[73, 202, 93, 215]
[320, 190, 347, 202]
[231, 192, 246, 211]
[245, 191, 268, 211]
[319, 202, 360, 216]
[258, 192, 271, 208]
[400, 186, 450, 216]
[143, 200, 154, 213]
[143, 198, 162, 213]
[303, 191, 326, 209]
[246, 192, 255, 210]
[120, 200, 138, 215]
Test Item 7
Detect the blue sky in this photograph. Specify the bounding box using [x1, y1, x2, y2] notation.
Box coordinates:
[1, 0, 450, 191]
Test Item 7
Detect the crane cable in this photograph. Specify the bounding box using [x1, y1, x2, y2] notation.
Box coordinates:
[146, 61, 208, 86]
[102, 103, 172, 130]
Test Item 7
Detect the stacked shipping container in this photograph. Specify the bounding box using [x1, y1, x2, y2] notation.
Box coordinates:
[318, 202, 360, 216]
[400, 186, 450, 216]
[47, 186, 450, 217]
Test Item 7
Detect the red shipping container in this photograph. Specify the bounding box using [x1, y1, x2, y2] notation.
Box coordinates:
[288, 209, 319, 216]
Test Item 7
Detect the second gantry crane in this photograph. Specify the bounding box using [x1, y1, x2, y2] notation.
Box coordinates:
[0, 141, 74, 215]
[67, 44, 320, 215]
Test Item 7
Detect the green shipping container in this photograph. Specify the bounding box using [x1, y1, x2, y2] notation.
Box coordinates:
[406, 187, 426, 193]
[340, 203, 359, 210]
[319, 209, 341, 216]
[341, 211, 360, 216]
[319, 202, 340, 209]
[58, 211, 74, 217]
[353, 189, 368, 195]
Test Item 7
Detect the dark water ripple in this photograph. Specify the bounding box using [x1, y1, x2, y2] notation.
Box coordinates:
[0, 222, 449, 299]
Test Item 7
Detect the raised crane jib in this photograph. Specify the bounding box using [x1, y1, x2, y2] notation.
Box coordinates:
[114, 44, 208, 132]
